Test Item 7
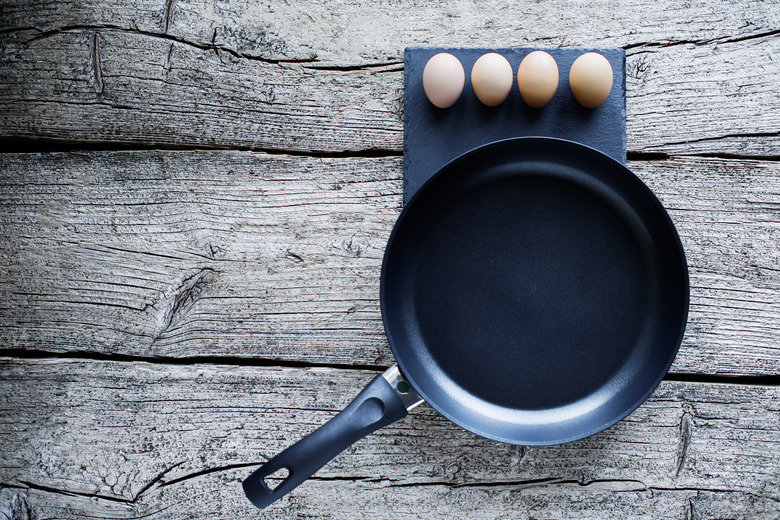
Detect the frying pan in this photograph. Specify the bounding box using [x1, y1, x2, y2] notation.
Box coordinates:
[243, 137, 689, 509]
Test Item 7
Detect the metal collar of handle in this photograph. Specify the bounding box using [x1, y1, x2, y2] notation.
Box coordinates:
[382, 365, 425, 411]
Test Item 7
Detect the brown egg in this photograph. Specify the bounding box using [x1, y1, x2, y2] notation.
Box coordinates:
[569, 52, 614, 108]
[517, 51, 559, 108]
[422, 53, 465, 109]
[471, 53, 513, 107]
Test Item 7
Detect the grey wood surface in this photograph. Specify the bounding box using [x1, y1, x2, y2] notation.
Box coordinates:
[1, 3, 779, 155]
[1, 152, 778, 376]
[0, 360, 778, 519]
[1, 0, 779, 518]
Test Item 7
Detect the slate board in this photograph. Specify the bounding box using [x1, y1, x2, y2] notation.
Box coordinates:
[403, 47, 626, 203]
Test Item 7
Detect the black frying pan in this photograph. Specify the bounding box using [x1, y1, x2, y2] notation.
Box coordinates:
[244, 137, 689, 508]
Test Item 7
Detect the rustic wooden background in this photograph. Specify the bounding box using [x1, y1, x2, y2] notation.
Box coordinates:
[1, 1, 779, 518]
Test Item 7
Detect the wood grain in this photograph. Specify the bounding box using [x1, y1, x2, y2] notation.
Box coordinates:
[0, 151, 778, 376]
[626, 35, 780, 156]
[0, 29, 404, 153]
[2, 475, 776, 520]
[0, 359, 777, 519]
[0, 25, 777, 155]
[3, 0, 778, 63]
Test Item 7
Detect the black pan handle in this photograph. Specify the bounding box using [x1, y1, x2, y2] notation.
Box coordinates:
[243, 365, 423, 509]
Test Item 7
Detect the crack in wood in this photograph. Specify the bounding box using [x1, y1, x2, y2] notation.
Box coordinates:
[385, 476, 649, 490]
[665, 373, 780, 387]
[9, 464, 271, 506]
[5, 476, 776, 515]
[301, 61, 404, 73]
[0, 348, 387, 372]
[646, 485, 771, 496]
[0, 348, 778, 387]
[626, 151, 672, 161]
[0, 26, 44, 35]
[157, 268, 215, 338]
[162, 0, 176, 34]
[0, 137, 403, 158]
[2, 138, 775, 163]
[635, 132, 780, 161]
[13, 480, 134, 505]
[684, 151, 780, 162]
[15, 22, 780, 65]
[380, 477, 778, 502]
[164, 43, 175, 72]
[624, 28, 780, 52]
[88, 32, 105, 96]
[82, 242, 216, 263]
[713, 28, 780, 46]
[675, 404, 695, 477]
[157, 462, 260, 488]
[6, 462, 191, 507]
[22, 24, 319, 65]
[284, 250, 304, 263]
[644, 131, 780, 149]
[688, 496, 698, 520]
[131, 461, 183, 502]
[5, 296, 150, 312]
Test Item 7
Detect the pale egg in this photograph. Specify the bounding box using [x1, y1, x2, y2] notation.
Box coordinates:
[422, 53, 465, 109]
[471, 53, 513, 107]
[569, 52, 614, 108]
[517, 51, 559, 108]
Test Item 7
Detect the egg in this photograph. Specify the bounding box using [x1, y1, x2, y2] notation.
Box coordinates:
[422, 53, 465, 109]
[569, 52, 614, 108]
[470, 53, 513, 107]
[516, 51, 559, 108]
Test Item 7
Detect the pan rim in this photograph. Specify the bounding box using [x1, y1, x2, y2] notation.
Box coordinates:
[381, 136, 690, 445]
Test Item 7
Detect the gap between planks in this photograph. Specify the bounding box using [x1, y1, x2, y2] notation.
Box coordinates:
[0, 139, 403, 159]
[1, 139, 779, 162]
[1, 349, 778, 387]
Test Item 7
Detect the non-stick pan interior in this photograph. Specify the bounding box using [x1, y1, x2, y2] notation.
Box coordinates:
[381, 138, 688, 445]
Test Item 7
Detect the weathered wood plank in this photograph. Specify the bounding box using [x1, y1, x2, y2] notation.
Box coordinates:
[0, 151, 401, 365]
[640, 157, 780, 375]
[2, 0, 778, 64]
[0, 152, 778, 375]
[0, 359, 778, 518]
[0, 29, 404, 153]
[2, 478, 777, 520]
[0, 28, 778, 155]
[627, 36, 780, 155]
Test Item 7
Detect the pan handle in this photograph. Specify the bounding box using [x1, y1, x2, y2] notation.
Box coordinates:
[243, 365, 423, 509]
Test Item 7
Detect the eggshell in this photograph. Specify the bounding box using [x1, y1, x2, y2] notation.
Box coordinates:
[470, 53, 513, 107]
[517, 51, 559, 108]
[422, 53, 465, 108]
[569, 52, 614, 108]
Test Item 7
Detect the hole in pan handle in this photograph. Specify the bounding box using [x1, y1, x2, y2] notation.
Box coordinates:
[242, 365, 423, 509]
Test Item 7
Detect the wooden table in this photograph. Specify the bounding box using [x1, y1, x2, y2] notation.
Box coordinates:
[1, 2, 778, 518]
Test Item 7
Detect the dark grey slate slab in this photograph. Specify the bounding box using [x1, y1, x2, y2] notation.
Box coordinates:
[403, 47, 626, 203]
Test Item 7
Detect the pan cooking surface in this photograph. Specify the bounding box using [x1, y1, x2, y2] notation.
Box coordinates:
[413, 173, 651, 410]
[382, 138, 688, 445]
